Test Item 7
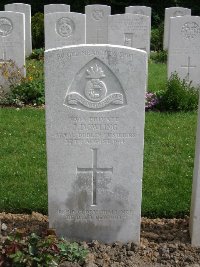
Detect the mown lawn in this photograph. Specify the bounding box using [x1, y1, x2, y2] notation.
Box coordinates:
[0, 108, 197, 217]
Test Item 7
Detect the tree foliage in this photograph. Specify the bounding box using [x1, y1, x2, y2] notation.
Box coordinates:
[0, 0, 199, 27]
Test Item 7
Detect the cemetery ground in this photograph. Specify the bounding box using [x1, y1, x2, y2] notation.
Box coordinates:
[0, 55, 200, 266]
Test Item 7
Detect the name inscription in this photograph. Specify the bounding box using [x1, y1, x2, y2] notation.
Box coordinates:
[52, 116, 136, 145]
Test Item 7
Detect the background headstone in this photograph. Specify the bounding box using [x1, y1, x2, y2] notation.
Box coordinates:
[168, 16, 200, 87]
[44, 4, 70, 14]
[45, 12, 86, 50]
[5, 3, 32, 56]
[0, 11, 25, 95]
[163, 7, 191, 50]
[125, 6, 151, 17]
[45, 44, 147, 244]
[108, 14, 150, 55]
[125, 6, 151, 47]
[190, 95, 200, 247]
[85, 5, 111, 44]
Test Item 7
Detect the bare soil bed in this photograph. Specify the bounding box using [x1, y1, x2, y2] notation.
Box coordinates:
[0, 212, 200, 267]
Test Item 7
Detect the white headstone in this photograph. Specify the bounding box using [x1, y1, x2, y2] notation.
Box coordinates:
[5, 3, 32, 56]
[125, 6, 151, 17]
[44, 4, 70, 14]
[168, 16, 200, 87]
[85, 5, 111, 44]
[108, 14, 150, 55]
[45, 44, 147, 244]
[45, 12, 85, 50]
[0, 11, 25, 95]
[163, 7, 191, 50]
[190, 95, 200, 247]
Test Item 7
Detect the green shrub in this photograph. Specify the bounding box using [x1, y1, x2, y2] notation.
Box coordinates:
[32, 12, 44, 49]
[28, 48, 44, 60]
[150, 50, 167, 64]
[151, 22, 164, 51]
[10, 79, 45, 106]
[157, 73, 199, 111]
[0, 232, 88, 266]
[0, 59, 44, 107]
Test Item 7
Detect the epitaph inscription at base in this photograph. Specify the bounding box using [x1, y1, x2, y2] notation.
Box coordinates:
[45, 45, 147, 244]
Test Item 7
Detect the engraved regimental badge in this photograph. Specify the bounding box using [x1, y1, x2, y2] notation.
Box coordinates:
[64, 58, 126, 112]
[0, 18, 13, 36]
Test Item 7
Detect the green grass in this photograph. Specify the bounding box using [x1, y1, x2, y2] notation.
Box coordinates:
[148, 60, 167, 93]
[0, 108, 197, 217]
[0, 108, 47, 214]
[143, 111, 197, 217]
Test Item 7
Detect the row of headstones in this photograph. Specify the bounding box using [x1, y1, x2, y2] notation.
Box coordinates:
[0, 3, 200, 247]
[1, 4, 199, 89]
[44, 4, 151, 55]
[45, 43, 200, 247]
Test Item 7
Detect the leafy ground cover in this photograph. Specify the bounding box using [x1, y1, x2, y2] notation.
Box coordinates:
[0, 108, 197, 217]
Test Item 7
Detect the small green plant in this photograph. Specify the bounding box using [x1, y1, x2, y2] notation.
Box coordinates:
[150, 50, 167, 64]
[0, 59, 44, 106]
[151, 23, 164, 52]
[157, 73, 199, 111]
[32, 12, 44, 49]
[0, 232, 88, 266]
[28, 48, 44, 60]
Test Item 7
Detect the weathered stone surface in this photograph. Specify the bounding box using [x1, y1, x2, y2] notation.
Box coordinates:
[45, 12, 86, 50]
[45, 44, 147, 244]
[44, 4, 70, 14]
[125, 6, 151, 16]
[125, 6, 151, 41]
[190, 96, 200, 247]
[108, 14, 150, 55]
[85, 5, 111, 44]
[0, 11, 25, 95]
[163, 7, 191, 50]
[168, 16, 200, 87]
[5, 3, 32, 56]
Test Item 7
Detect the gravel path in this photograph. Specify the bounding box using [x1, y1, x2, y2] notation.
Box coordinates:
[0, 212, 200, 266]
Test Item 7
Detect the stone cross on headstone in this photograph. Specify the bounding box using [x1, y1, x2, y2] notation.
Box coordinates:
[85, 5, 111, 44]
[163, 7, 191, 50]
[77, 148, 113, 206]
[45, 12, 86, 50]
[45, 44, 147, 244]
[44, 4, 70, 14]
[5, 3, 32, 56]
[0, 11, 25, 95]
[190, 94, 200, 247]
[181, 56, 196, 82]
[168, 16, 200, 87]
[108, 14, 150, 55]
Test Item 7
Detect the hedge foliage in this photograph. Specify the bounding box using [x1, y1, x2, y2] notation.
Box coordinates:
[1, 0, 200, 27]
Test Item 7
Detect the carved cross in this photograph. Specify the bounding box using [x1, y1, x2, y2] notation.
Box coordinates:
[77, 148, 113, 206]
[181, 56, 196, 82]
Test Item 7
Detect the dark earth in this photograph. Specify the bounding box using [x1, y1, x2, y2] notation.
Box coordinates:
[0, 212, 200, 267]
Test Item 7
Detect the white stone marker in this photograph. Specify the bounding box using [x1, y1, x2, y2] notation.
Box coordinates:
[108, 14, 150, 55]
[125, 6, 151, 17]
[0, 11, 25, 95]
[44, 4, 70, 14]
[190, 95, 200, 247]
[45, 44, 147, 244]
[168, 16, 200, 87]
[45, 12, 85, 50]
[5, 3, 32, 56]
[163, 7, 191, 50]
[85, 5, 111, 44]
